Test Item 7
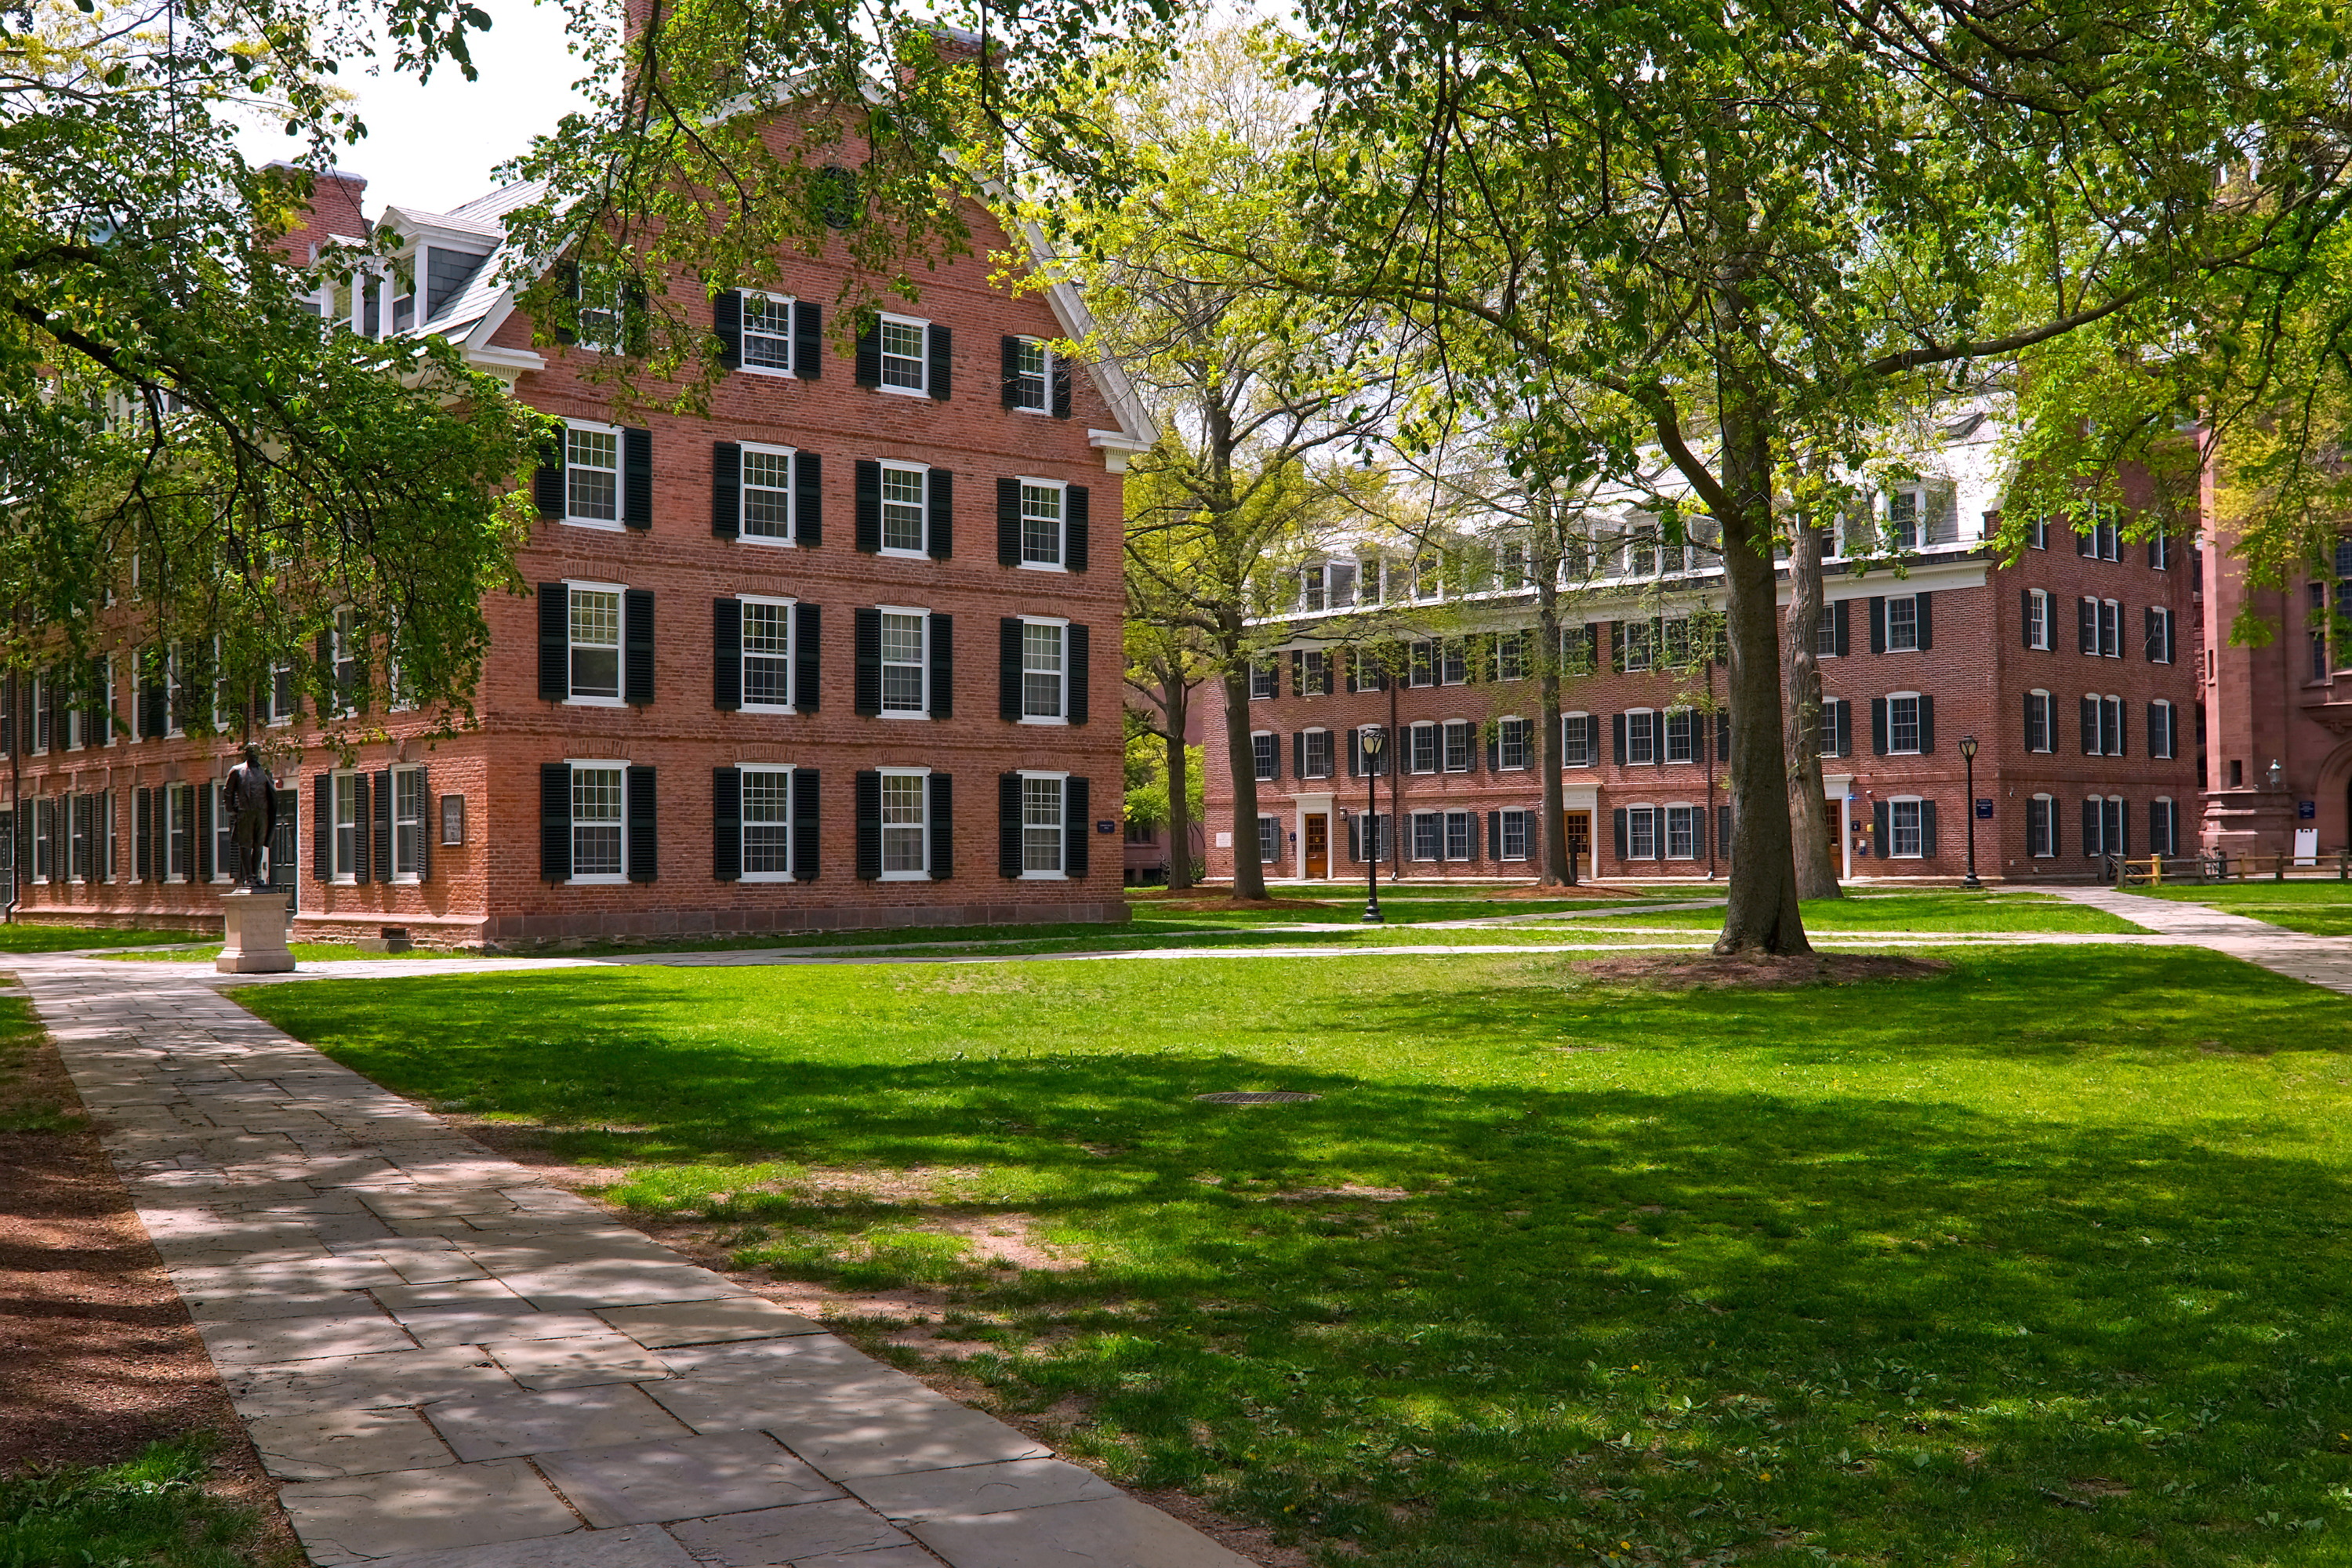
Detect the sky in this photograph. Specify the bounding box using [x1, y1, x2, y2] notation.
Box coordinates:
[234, 1, 597, 218]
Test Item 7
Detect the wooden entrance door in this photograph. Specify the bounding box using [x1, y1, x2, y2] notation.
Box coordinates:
[1564, 810, 1592, 879]
[1304, 815, 1329, 879]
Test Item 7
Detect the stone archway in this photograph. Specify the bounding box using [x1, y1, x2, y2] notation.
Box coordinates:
[2313, 738, 2352, 854]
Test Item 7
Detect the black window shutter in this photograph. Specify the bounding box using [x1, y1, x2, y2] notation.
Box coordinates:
[2081, 695, 2099, 754]
[927, 467, 954, 560]
[1066, 486, 1090, 572]
[854, 608, 883, 716]
[1348, 815, 1361, 863]
[1067, 624, 1089, 724]
[2118, 800, 2130, 858]
[351, 771, 372, 884]
[416, 765, 432, 883]
[1918, 694, 1935, 753]
[998, 772, 1023, 878]
[1066, 777, 1090, 878]
[197, 782, 215, 882]
[1718, 804, 1733, 861]
[1487, 810, 1501, 859]
[626, 765, 657, 881]
[1293, 732, 1306, 778]
[712, 767, 740, 880]
[1834, 700, 1852, 757]
[711, 442, 741, 539]
[996, 477, 1021, 564]
[534, 430, 565, 518]
[1290, 651, 1303, 695]
[1345, 728, 1360, 777]
[793, 300, 821, 379]
[1875, 799, 1891, 848]
[1584, 713, 1602, 759]
[2165, 612, 2176, 665]
[1833, 599, 1849, 655]
[1052, 360, 1072, 419]
[713, 598, 742, 710]
[623, 281, 650, 356]
[855, 771, 881, 878]
[372, 768, 394, 883]
[2024, 691, 2038, 750]
[2079, 597, 2098, 653]
[1922, 800, 1939, 858]
[1611, 712, 1627, 764]
[1871, 697, 1889, 756]
[623, 590, 655, 706]
[309, 775, 328, 881]
[795, 603, 821, 711]
[553, 260, 579, 343]
[713, 290, 742, 370]
[928, 613, 954, 719]
[997, 618, 1023, 720]
[1486, 728, 1499, 771]
[539, 583, 570, 701]
[143, 660, 166, 739]
[2143, 605, 2157, 662]
[1583, 624, 1600, 671]
[794, 450, 822, 546]
[542, 764, 572, 881]
[1000, 336, 1021, 409]
[854, 314, 881, 387]
[2147, 701, 2161, 757]
[1608, 622, 1624, 672]
[622, 427, 653, 529]
[1869, 596, 1887, 653]
[928, 772, 953, 879]
[2082, 797, 2101, 855]
[792, 769, 819, 881]
[855, 460, 881, 553]
[1612, 808, 1628, 860]
[1915, 592, 1933, 650]
[927, 323, 952, 401]
[1, 673, 15, 757]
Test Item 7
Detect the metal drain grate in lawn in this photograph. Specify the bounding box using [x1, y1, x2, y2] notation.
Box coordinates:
[1194, 1091, 1321, 1104]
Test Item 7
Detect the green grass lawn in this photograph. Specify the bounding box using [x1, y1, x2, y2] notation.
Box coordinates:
[1561, 892, 2146, 935]
[244, 946, 2352, 1567]
[0, 1439, 279, 1566]
[2132, 880, 2352, 937]
[0, 923, 210, 952]
[97, 942, 454, 964]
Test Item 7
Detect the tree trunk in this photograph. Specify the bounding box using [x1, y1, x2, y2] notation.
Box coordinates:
[1531, 493, 1573, 885]
[1218, 660, 1268, 900]
[1783, 519, 1842, 900]
[1163, 679, 1194, 891]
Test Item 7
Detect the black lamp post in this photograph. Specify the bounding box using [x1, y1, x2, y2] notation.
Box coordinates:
[1359, 725, 1385, 924]
[1958, 733, 1982, 890]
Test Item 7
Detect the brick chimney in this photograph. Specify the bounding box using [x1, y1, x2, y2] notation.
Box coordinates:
[261, 162, 369, 264]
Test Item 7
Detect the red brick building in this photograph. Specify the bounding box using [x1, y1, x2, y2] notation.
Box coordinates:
[6, 158, 1152, 944]
[1207, 423, 2201, 884]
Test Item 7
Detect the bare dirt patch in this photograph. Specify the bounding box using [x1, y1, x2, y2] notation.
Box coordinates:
[0, 999, 299, 1558]
[1576, 953, 1952, 991]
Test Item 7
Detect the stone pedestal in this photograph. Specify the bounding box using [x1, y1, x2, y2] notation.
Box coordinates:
[217, 890, 295, 974]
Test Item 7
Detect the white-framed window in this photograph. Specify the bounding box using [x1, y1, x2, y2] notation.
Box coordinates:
[740, 596, 796, 711]
[1664, 804, 1700, 860]
[1563, 712, 1595, 768]
[880, 609, 929, 716]
[1443, 720, 1474, 772]
[1623, 621, 1655, 673]
[1440, 640, 1468, 685]
[2151, 532, 2174, 571]
[739, 764, 797, 880]
[67, 793, 88, 883]
[1498, 717, 1531, 770]
[1017, 478, 1067, 568]
[1498, 541, 1529, 589]
[1256, 814, 1279, 866]
[100, 789, 117, 883]
[1251, 731, 1278, 782]
[1301, 728, 1333, 780]
[1625, 709, 1657, 765]
[573, 274, 630, 356]
[27, 672, 45, 756]
[1020, 618, 1069, 723]
[2084, 794, 2126, 858]
[1889, 797, 1925, 858]
[1496, 631, 1529, 681]
[332, 771, 362, 882]
[209, 784, 234, 884]
[877, 314, 931, 395]
[1887, 693, 1922, 754]
[2151, 698, 2176, 759]
[1886, 594, 1922, 652]
[1021, 771, 1068, 878]
[1410, 810, 1441, 862]
[391, 766, 426, 881]
[1352, 811, 1392, 863]
[1815, 605, 1840, 657]
[1664, 710, 1696, 764]
[1296, 650, 1332, 696]
[2152, 796, 2180, 856]
[1444, 809, 1473, 862]
[1250, 660, 1278, 699]
[1887, 486, 1923, 549]
[2028, 515, 2049, 550]
[2027, 794, 2056, 857]
[1411, 553, 1442, 601]
[1009, 335, 1052, 412]
[29, 796, 51, 883]
[568, 761, 626, 882]
[331, 606, 362, 717]
[740, 290, 798, 375]
[880, 768, 931, 878]
[2148, 605, 2175, 664]
[1409, 722, 1439, 775]
[566, 583, 625, 706]
[1499, 809, 1530, 861]
[880, 461, 930, 555]
[1407, 641, 1436, 688]
[741, 443, 797, 543]
[2025, 689, 2053, 753]
[1624, 804, 1658, 860]
[2100, 597, 2122, 657]
[270, 659, 299, 724]
[2026, 588, 2051, 650]
[564, 420, 623, 528]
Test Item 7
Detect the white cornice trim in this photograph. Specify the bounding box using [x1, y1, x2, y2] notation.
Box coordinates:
[463, 343, 544, 385]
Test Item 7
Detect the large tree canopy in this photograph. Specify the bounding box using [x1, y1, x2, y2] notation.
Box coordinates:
[2, 0, 541, 735]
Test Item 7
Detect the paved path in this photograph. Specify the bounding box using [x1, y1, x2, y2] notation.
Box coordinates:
[2045, 885, 2352, 995]
[18, 956, 1256, 1567]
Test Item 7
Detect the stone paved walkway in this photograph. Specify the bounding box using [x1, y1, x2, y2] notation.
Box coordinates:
[15, 956, 1255, 1567]
[2044, 885, 2352, 995]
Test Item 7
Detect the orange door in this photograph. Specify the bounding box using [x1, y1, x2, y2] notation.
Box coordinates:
[1305, 815, 1329, 879]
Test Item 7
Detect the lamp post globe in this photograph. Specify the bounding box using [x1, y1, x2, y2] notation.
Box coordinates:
[1359, 726, 1385, 925]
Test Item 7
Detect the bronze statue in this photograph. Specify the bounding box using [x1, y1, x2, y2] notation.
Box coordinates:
[222, 743, 278, 891]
